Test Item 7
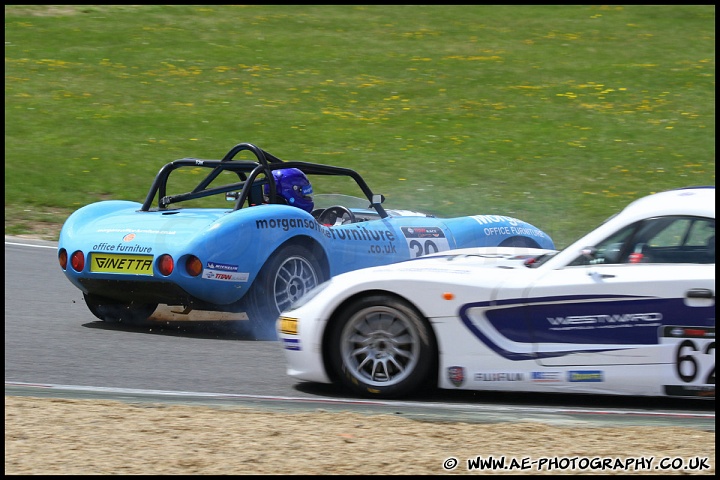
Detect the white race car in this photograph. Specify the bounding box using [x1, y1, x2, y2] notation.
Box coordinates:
[277, 186, 715, 400]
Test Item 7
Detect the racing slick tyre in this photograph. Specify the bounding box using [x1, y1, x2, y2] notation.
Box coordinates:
[327, 294, 437, 399]
[245, 244, 324, 339]
[83, 293, 157, 326]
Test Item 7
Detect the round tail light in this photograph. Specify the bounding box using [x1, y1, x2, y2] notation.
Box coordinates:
[58, 249, 68, 270]
[70, 251, 85, 272]
[157, 254, 174, 276]
[185, 255, 203, 277]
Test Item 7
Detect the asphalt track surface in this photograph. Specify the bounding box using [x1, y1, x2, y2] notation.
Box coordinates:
[4, 236, 715, 431]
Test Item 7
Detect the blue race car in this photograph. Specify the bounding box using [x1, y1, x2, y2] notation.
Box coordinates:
[58, 142, 554, 338]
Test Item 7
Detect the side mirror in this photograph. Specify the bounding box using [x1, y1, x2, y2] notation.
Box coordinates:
[226, 191, 240, 201]
[371, 194, 385, 205]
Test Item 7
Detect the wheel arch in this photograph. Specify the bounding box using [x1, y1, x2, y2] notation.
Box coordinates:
[498, 236, 541, 248]
[320, 289, 440, 387]
[271, 234, 331, 281]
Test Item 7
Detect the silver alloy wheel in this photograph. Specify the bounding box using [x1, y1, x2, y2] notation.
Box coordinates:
[339, 305, 421, 387]
[272, 255, 319, 313]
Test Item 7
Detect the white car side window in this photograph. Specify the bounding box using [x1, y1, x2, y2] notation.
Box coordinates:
[569, 216, 715, 266]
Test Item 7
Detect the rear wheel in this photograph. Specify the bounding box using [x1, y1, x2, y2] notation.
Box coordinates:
[327, 294, 435, 398]
[83, 293, 157, 326]
[245, 244, 324, 338]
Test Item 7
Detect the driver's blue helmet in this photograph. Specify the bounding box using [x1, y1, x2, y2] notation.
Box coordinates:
[265, 168, 314, 213]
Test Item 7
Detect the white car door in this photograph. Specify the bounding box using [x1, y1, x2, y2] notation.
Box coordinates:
[525, 263, 714, 366]
[523, 214, 715, 397]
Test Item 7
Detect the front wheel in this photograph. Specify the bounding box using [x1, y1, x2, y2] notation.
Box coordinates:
[83, 293, 157, 326]
[327, 294, 436, 399]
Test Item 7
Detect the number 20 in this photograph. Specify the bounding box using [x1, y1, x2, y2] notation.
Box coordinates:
[409, 239, 439, 258]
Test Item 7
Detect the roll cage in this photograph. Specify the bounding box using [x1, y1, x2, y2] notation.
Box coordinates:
[140, 142, 388, 218]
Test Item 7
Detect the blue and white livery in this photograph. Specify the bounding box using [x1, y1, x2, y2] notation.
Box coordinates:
[278, 186, 715, 399]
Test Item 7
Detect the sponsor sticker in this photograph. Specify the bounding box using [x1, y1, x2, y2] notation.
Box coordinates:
[282, 338, 301, 351]
[567, 370, 604, 382]
[279, 317, 298, 335]
[402, 226, 446, 239]
[531, 372, 562, 382]
[90, 253, 153, 275]
[663, 326, 715, 339]
[448, 366, 465, 387]
[401, 226, 450, 257]
[473, 372, 524, 382]
[471, 215, 548, 239]
[206, 261, 239, 272]
[203, 269, 249, 282]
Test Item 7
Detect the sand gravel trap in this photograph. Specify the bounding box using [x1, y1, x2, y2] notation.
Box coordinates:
[4, 395, 714, 475]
